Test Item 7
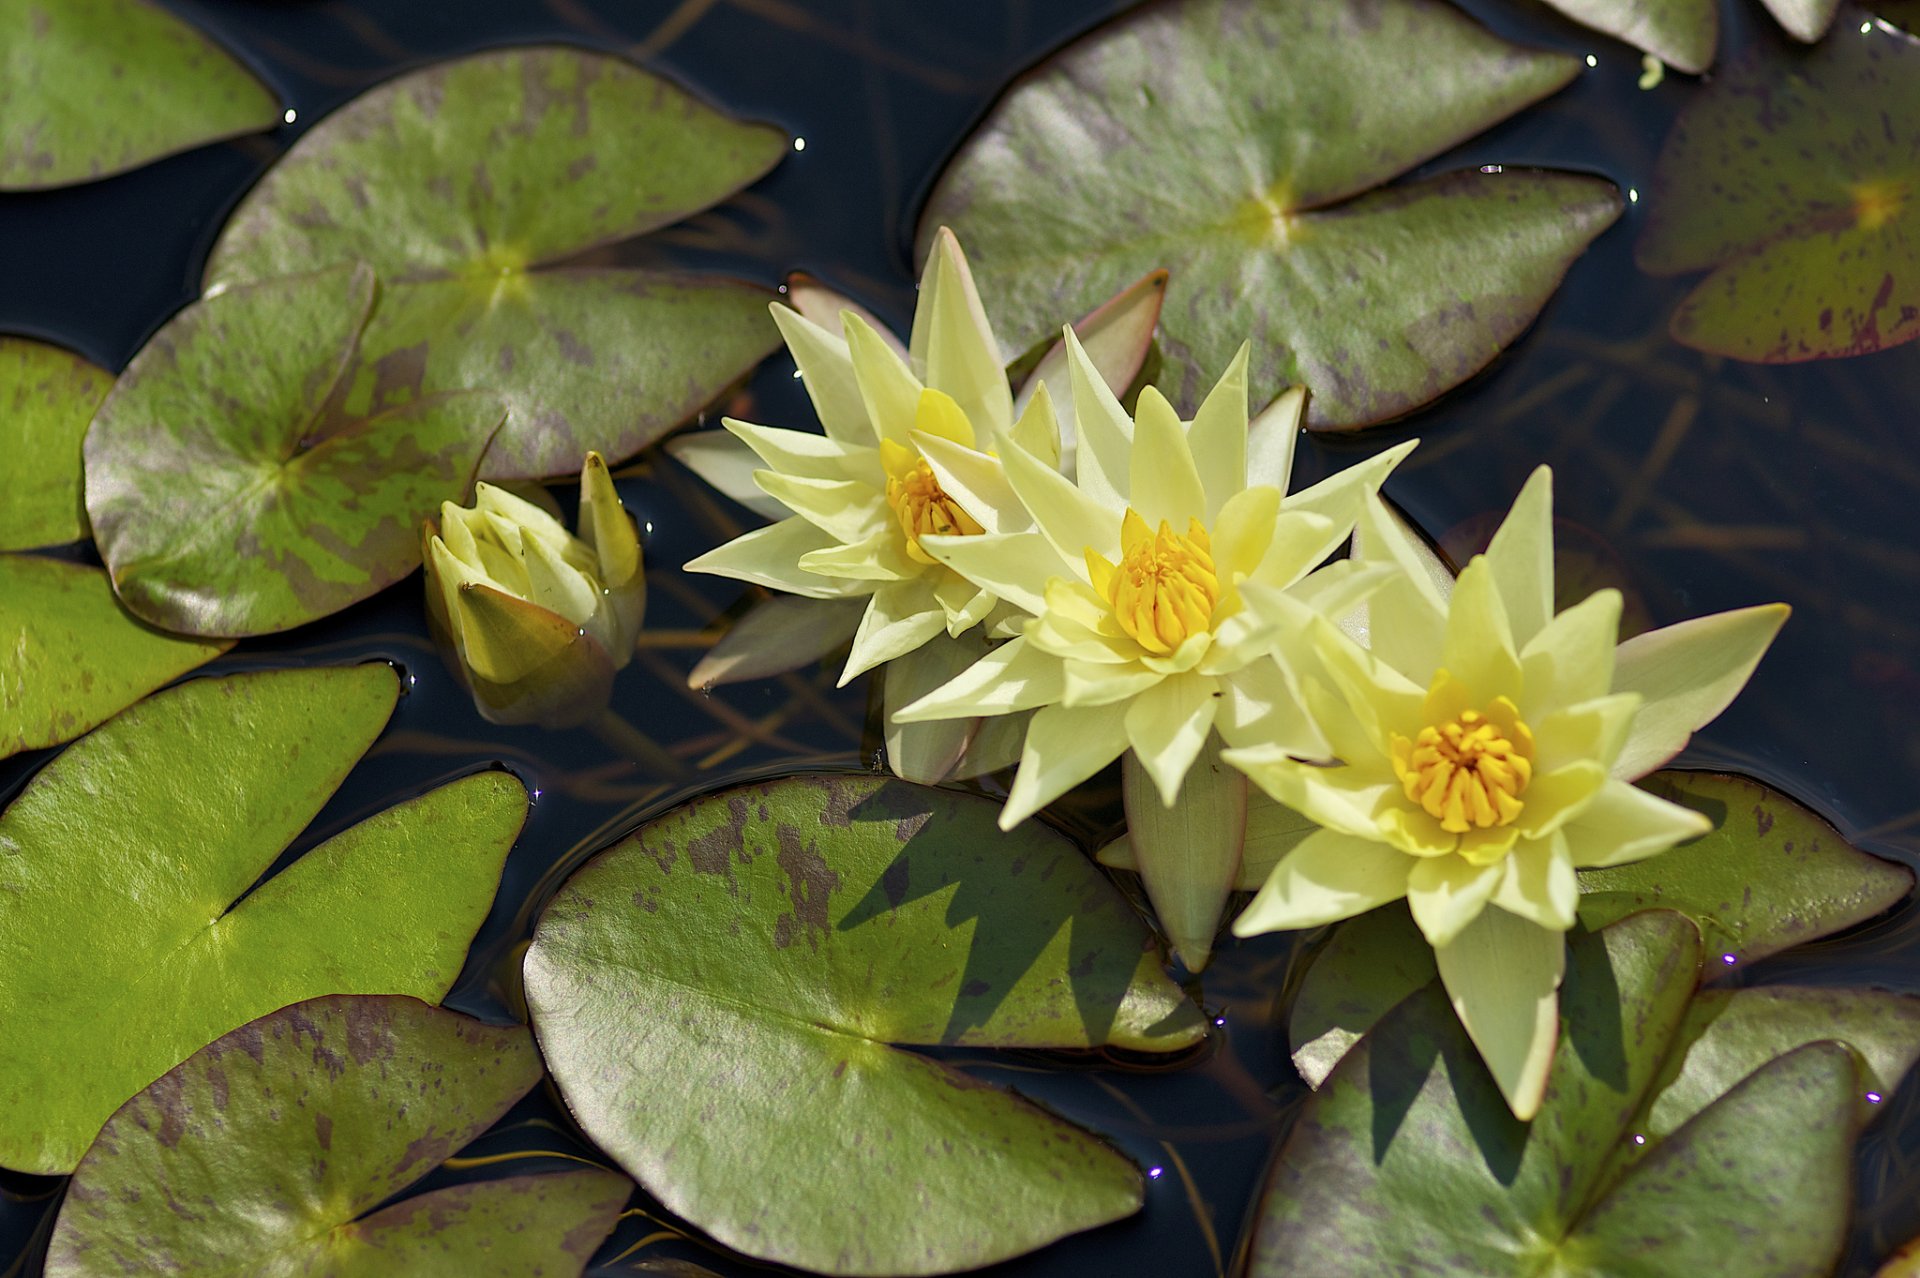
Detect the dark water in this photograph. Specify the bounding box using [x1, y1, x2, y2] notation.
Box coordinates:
[3, 1, 1919, 1274]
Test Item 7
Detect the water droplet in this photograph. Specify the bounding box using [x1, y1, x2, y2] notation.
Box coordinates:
[1147, 1166, 1164, 1179]
[793, 137, 807, 151]
[1585, 54, 1598, 67]
[1632, 1134, 1646, 1145]
[1868, 1091, 1884, 1104]
[1862, 20, 1874, 32]
[1480, 164, 1503, 175]
[1721, 954, 1737, 965]
[1629, 189, 1640, 203]
[282, 108, 298, 125]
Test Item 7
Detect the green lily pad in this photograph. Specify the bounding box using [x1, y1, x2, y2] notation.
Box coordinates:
[1286, 772, 1911, 1087]
[85, 262, 504, 637]
[1636, 15, 1920, 361]
[0, 666, 528, 1174]
[1250, 911, 1863, 1276]
[0, 555, 229, 760]
[1766, 0, 1846, 41]
[0, 0, 279, 190]
[48, 995, 628, 1277]
[524, 774, 1205, 1276]
[921, 0, 1620, 429]
[0, 337, 110, 549]
[1539, 0, 1718, 74]
[205, 45, 786, 481]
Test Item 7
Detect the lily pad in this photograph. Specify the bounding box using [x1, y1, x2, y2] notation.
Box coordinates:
[205, 45, 787, 480]
[48, 995, 628, 1277]
[86, 262, 504, 637]
[0, 555, 229, 760]
[1538, 0, 1718, 73]
[1286, 772, 1911, 1087]
[0, 665, 529, 1174]
[1249, 911, 1863, 1276]
[0, 0, 279, 190]
[921, 0, 1620, 428]
[1636, 15, 1920, 361]
[0, 337, 110, 549]
[525, 774, 1204, 1276]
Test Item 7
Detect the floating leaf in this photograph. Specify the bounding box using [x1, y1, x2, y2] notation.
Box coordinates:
[921, 0, 1620, 428]
[525, 774, 1204, 1276]
[0, 0, 279, 190]
[86, 263, 503, 637]
[205, 46, 787, 480]
[48, 995, 628, 1277]
[1535, 0, 1718, 73]
[1286, 772, 1911, 1087]
[0, 338, 110, 550]
[1250, 911, 1862, 1276]
[1765, 0, 1845, 41]
[0, 555, 229, 760]
[1636, 15, 1920, 361]
[0, 666, 528, 1173]
[1578, 772, 1914, 963]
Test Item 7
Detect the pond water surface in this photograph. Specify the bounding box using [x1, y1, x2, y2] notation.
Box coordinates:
[4, 1, 1919, 1274]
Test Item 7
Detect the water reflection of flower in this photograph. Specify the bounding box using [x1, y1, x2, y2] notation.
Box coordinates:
[1227, 468, 1788, 1120]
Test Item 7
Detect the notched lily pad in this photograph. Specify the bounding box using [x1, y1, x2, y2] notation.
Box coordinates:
[86, 262, 504, 637]
[0, 337, 110, 549]
[1286, 772, 1911, 1088]
[0, 555, 229, 760]
[0, 0, 280, 190]
[1251, 911, 1864, 1276]
[922, 0, 1620, 428]
[1637, 14, 1920, 361]
[205, 45, 788, 480]
[0, 666, 529, 1173]
[48, 995, 628, 1277]
[525, 774, 1204, 1276]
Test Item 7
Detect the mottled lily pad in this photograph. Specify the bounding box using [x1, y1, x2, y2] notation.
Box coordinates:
[525, 774, 1205, 1276]
[86, 263, 503, 637]
[1286, 772, 1911, 1087]
[205, 46, 787, 480]
[1532, 0, 1842, 73]
[1637, 15, 1920, 361]
[921, 0, 1621, 428]
[0, 0, 279, 190]
[0, 666, 528, 1174]
[0, 555, 229, 760]
[0, 337, 110, 549]
[1249, 912, 1864, 1276]
[48, 996, 628, 1277]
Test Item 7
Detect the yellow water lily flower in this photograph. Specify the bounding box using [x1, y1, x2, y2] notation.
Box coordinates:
[683, 229, 1029, 685]
[1226, 468, 1788, 1120]
[422, 452, 644, 727]
[894, 331, 1414, 830]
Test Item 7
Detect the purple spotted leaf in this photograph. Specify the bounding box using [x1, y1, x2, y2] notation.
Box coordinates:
[47, 995, 629, 1276]
[0, 337, 110, 550]
[920, 0, 1621, 429]
[0, 0, 279, 190]
[0, 667, 529, 1174]
[524, 774, 1205, 1276]
[205, 46, 787, 480]
[1636, 13, 1920, 361]
[85, 262, 504, 637]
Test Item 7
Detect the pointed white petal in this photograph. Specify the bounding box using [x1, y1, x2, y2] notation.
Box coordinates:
[1520, 588, 1622, 719]
[666, 431, 792, 521]
[1000, 702, 1130, 828]
[1187, 343, 1250, 521]
[723, 417, 876, 482]
[915, 228, 1012, 438]
[893, 634, 1067, 721]
[914, 433, 1027, 535]
[1561, 778, 1712, 869]
[1406, 855, 1504, 947]
[1002, 441, 1120, 564]
[1491, 833, 1579, 930]
[1435, 905, 1564, 1121]
[845, 312, 924, 446]
[1129, 385, 1207, 529]
[1122, 671, 1218, 805]
[683, 516, 869, 599]
[1245, 385, 1304, 493]
[1610, 603, 1790, 780]
[769, 302, 875, 443]
[1064, 326, 1134, 510]
[841, 577, 946, 683]
[1231, 828, 1413, 936]
[1483, 466, 1554, 649]
[784, 272, 907, 358]
[919, 531, 1065, 616]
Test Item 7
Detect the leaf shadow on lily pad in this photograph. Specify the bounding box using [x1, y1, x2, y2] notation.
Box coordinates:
[204, 45, 790, 480]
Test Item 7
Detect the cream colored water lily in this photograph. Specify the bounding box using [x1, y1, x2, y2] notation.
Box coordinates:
[672, 229, 1164, 783]
[1226, 468, 1788, 1120]
[894, 331, 1414, 832]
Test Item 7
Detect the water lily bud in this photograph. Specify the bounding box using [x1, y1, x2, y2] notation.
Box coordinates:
[421, 453, 645, 727]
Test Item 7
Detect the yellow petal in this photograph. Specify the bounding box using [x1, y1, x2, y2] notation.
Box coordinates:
[1000, 701, 1131, 828]
[1435, 905, 1563, 1121]
[1187, 342, 1249, 521]
[753, 472, 889, 545]
[1012, 268, 1165, 449]
[1483, 466, 1554, 649]
[914, 432, 1026, 534]
[1001, 440, 1119, 566]
[1128, 385, 1206, 529]
[1245, 384, 1304, 492]
[451, 581, 580, 686]
[1491, 833, 1579, 930]
[1519, 588, 1621, 719]
[1224, 740, 1403, 844]
[798, 531, 918, 582]
[1006, 379, 1063, 469]
[580, 451, 639, 589]
[1609, 603, 1789, 780]
[913, 387, 976, 449]
[1060, 660, 1162, 707]
[723, 417, 877, 482]
[683, 515, 869, 599]
[1123, 671, 1219, 806]
[841, 576, 947, 684]
[769, 302, 873, 443]
[892, 633, 1067, 721]
[918, 530, 1063, 616]
[1063, 326, 1133, 511]
[845, 312, 924, 446]
[664, 431, 791, 521]
[1440, 558, 1522, 702]
[519, 530, 599, 627]
[1211, 484, 1280, 583]
[1561, 778, 1712, 869]
[911, 229, 1012, 439]
[1406, 855, 1503, 947]
[1231, 828, 1413, 937]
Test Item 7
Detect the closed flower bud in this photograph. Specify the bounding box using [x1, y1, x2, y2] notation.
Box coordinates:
[421, 452, 645, 727]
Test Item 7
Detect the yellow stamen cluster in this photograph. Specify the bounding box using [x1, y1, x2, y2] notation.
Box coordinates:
[1090, 509, 1220, 655]
[881, 440, 983, 565]
[1391, 700, 1534, 834]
